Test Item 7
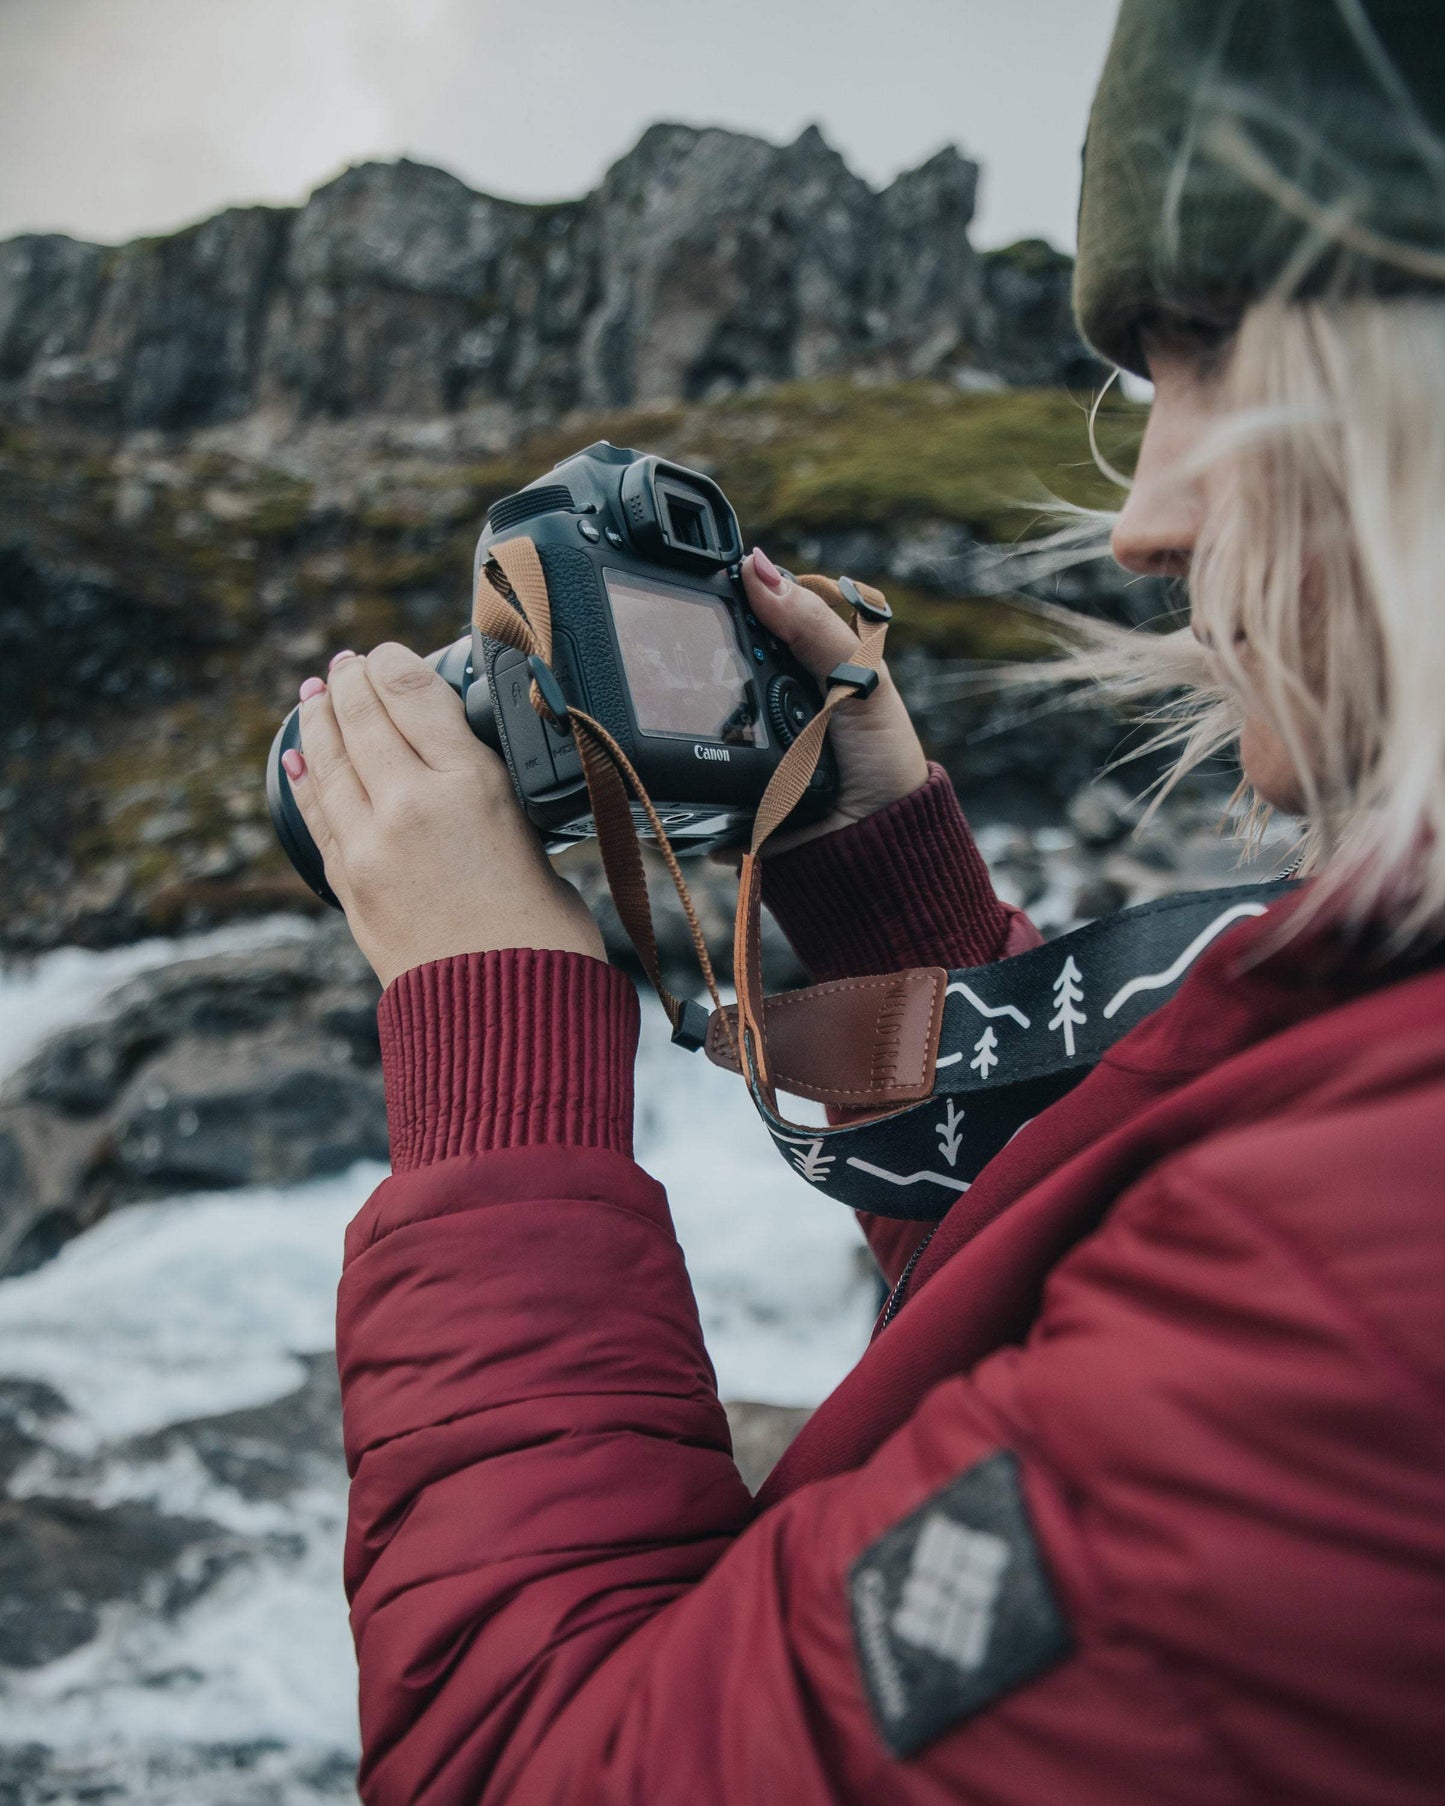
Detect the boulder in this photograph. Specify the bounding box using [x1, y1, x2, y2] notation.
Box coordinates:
[110, 1035, 385, 1194]
[1066, 778, 1136, 847]
[0, 1493, 246, 1669]
[723, 1400, 813, 1493]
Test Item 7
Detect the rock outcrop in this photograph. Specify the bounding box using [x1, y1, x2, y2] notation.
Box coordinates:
[0, 125, 1098, 440]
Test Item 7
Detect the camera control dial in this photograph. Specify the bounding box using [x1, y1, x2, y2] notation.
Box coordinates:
[767, 674, 817, 748]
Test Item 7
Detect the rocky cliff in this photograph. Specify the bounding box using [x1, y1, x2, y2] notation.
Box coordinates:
[0, 124, 1096, 440]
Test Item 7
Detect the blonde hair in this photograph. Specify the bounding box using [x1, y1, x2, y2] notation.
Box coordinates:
[1026, 294, 1445, 952]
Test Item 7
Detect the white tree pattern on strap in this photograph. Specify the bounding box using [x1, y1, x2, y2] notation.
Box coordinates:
[969, 1025, 999, 1080]
[774, 1134, 835, 1184]
[936, 1100, 966, 1166]
[1049, 956, 1086, 1057]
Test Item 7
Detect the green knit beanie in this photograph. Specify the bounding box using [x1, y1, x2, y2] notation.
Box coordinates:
[1074, 0, 1445, 375]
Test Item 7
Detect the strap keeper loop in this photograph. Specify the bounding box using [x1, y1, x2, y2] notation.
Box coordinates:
[827, 660, 880, 700]
[670, 998, 711, 1051]
[526, 654, 570, 726]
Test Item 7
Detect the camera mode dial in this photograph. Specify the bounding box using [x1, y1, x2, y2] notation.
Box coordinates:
[767, 674, 817, 748]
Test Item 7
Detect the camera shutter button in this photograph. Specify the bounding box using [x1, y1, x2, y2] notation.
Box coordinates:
[767, 675, 816, 747]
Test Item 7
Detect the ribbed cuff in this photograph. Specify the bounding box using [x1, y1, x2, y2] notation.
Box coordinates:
[761, 764, 1017, 981]
[378, 948, 640, 1173]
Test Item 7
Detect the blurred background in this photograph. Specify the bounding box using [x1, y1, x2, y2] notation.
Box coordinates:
[0, 2, 1294, 1800]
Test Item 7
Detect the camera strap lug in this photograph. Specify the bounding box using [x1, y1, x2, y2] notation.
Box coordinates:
[837, 573, 892, 623]
[526, 654, 570, 728]
[669, 999, 711, 1051]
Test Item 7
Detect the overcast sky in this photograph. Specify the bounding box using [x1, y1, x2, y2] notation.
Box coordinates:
[0, 0, 1120, 251]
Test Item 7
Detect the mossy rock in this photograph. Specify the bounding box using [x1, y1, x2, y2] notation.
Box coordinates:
[0, 378, 1148, 949]
[454, 380, 1142, 546]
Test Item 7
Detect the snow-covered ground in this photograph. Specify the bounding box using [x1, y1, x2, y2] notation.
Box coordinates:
[0, 927, 875, 1802]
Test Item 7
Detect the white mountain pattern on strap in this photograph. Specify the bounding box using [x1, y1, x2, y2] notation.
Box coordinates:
[1101, 901, 1269, 1019]
[846, 1158, 971, 1193]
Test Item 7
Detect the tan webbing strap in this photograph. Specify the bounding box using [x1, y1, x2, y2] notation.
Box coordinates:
[732, 580, 890, 1107]
[477, 538, 555, 715]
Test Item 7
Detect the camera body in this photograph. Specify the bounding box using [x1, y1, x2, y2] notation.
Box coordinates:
[458, 440, 837, 851]
[267, 442, 837, 905]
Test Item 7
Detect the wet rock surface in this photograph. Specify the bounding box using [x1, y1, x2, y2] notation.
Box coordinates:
[0, 1355, 356, 1803]
[0, 922, 383, 1275]
[0, 1740, 361, 1806]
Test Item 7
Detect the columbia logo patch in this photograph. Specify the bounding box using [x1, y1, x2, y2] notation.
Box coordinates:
[849, 1450, 1071, 1757]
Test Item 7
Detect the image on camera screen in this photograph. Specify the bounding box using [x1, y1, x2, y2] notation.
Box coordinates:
[604, 570, 766, 747]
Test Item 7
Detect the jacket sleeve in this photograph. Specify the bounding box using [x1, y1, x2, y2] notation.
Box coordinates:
[342, 1100, 1431, 1806]
[762, 764, 1042, 1286]
[760, 763, 1041, 983]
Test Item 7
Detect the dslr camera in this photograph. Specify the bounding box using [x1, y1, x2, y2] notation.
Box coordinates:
[267, 442, 838, 905]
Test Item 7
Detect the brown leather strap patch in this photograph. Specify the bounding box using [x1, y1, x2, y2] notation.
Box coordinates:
[706, 969, 947, 1106]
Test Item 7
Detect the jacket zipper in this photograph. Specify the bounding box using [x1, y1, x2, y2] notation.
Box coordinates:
[880, 1227, 938, 1328]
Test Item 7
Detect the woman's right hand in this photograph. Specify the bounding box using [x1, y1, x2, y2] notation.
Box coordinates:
[740, 547, 930, 854]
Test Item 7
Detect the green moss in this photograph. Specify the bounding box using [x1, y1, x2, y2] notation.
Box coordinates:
[465, 381, 1141, 545]
[248, 479, 314, 538]
[2, 377, 1152, 945]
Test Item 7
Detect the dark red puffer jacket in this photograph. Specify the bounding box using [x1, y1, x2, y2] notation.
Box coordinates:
[337, 768, 1445, 1805]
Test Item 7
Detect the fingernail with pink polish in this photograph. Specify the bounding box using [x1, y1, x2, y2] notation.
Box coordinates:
[751, 547, 786, 591]
[298, 676, 326, 702]
[328, 649, 357, 669]
[281, 749, 306, 781]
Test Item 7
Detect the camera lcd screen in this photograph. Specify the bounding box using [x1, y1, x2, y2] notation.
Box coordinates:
[604, 570, 765, 747]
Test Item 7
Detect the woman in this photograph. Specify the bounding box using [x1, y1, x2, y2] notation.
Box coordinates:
[283, 3, 1444, 1800]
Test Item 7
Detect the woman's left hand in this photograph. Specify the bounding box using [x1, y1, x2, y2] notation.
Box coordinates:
[284, 643, 606, 990]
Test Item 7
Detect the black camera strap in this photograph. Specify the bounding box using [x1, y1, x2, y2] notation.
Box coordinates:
[474, 537, 1297, 1220]
[706, 879, 1296, 1218]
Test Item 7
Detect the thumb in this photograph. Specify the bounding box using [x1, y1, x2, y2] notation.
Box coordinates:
[741, 548, 864, 685]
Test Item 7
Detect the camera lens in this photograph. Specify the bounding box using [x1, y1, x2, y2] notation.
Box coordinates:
[265, 634, 495, 908]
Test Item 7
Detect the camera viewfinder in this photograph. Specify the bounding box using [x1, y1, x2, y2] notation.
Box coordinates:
[659, 483, 716, 555]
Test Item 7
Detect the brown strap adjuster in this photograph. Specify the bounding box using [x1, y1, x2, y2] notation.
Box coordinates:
[706, 969, 946, 1108]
